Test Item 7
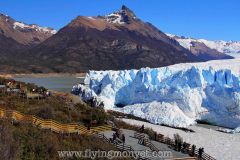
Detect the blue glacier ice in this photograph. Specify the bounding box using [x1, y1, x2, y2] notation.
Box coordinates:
[73, 61, 240, 128]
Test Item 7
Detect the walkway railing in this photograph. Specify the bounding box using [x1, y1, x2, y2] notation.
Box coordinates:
[134, 131, 199, 160]
[98, 133, 135, 152]
[0, 107, 112, 135]
[134, 131, 216, 160]
[133, 132, 159, 151]
[98, 133, 152, 160]
[156, 134, 216, 160]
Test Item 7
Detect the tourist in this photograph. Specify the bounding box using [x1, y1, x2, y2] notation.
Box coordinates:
[122, 134, 125, 144]
[182, 142, 187, 152]
[178, 141, 182, 152]
[116, 129, 120, 138]
[140, 125, 144, 133]
[113, 133, 116, 141]
[198, 147, 203, 159]
[111, 133, 117, 143]
[201, 148, 204, 157]
[175, 139, 178, 150]
[154, 132, 157, 141]
[191, 144, 196, 156]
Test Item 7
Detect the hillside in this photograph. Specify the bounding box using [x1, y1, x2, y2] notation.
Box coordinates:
[26, 5, 193, 73]
[0, 14, 56, 73]
[0, 13, 56, 46]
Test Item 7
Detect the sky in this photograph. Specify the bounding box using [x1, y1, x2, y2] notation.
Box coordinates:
[0, 0, 239, 41]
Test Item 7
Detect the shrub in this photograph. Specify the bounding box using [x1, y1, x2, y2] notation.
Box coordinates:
[0, 120, 20, 160]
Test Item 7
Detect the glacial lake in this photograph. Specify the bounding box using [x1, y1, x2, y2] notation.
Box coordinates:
[13, 76, 85, 92]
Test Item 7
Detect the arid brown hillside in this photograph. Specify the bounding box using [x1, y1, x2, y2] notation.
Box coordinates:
[0, 13, 56, 73]
[26, 6, 193, 73]
[0, 13, 56, 46]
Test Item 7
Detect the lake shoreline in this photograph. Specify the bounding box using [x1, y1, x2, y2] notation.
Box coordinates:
[12, 76, 85, 93]
[0, 73, 87, 78]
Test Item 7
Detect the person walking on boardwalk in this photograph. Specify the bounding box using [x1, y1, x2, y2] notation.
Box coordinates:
[178, 141, 182, 152]
[113, 133, 116, 140]
[140, 125, 144, 133]
[201, 148, 204, 158]
[191, 144, 196, 156]
[112, 133, 117, 143]
[182, 142, 187, 153]
[198, 147, 204, 159]
[175, 139, 178, 150]
[154, 132, 157, 141]
[122, 134, 125, 144]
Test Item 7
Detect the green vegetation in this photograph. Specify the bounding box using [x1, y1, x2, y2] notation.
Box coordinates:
[0, 76, 108, 126]
[0, 92, 108, 125]
[0, 78, 133, 159]
[0, 119, 117, 160]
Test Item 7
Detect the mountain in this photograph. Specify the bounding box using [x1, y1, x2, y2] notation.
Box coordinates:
[198, 40, 240, 54]
[167, 33, 239, 57]
[0, 13, 56, 46]
[26, 5, 196, 73]
[0, 13, 56, 73]
[0, 7, 234, 73]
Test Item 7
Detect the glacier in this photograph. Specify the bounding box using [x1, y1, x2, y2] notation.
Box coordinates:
[72, 59, 240, 128]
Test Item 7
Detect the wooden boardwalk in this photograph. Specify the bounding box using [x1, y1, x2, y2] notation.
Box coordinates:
[101, 129, 195, 160]
[0, 107, 112, 135]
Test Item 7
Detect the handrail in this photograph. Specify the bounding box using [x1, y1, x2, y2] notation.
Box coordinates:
[97, 133, 149, 160]
[155, 133, 216, 160]
[97, 133, 133, 151]
[134, 131, 147, 140]
[146, 140, 159, 152]
[0, 107, 112, 135]
[133, 131, 216, 160]
[134, 131, 159, 152]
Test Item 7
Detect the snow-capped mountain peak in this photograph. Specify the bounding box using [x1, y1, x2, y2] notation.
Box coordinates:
[0, 13, 57, 45]
[13, 21, 57, 34]
[104, 5, 137, 24]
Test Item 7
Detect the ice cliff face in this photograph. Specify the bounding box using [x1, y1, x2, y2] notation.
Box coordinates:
[73, 59, 240, 128]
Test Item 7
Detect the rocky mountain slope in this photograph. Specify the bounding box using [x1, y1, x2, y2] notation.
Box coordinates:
[26, 5, 194, 73]
[0, 13, 56, 46]
[0, 13, 56, 73]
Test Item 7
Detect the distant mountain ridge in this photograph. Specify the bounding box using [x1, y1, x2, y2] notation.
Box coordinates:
[167, 33, 240, 55]
[0, 13, 56, 46]
[0, 13, 57, 73]
[0, 6, 234, 73]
